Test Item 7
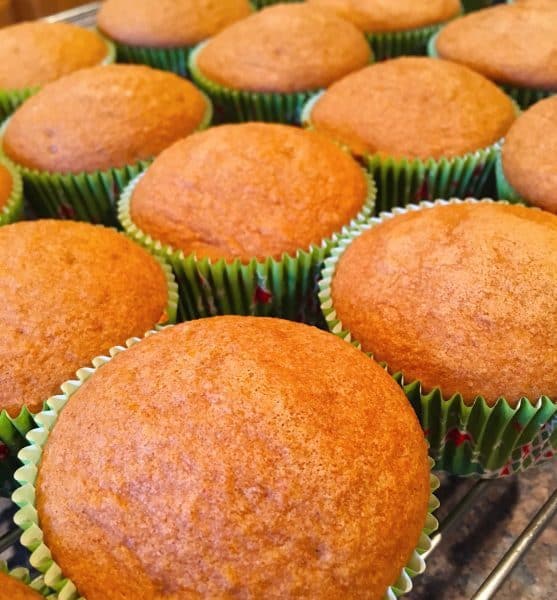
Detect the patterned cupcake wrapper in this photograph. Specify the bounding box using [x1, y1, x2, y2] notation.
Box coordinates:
[0, 561, 56, 598]
[428, 33, 555, 110]
[112, 41, 193, 78]
[188, 43, 319, 124]
[494, 152, 526, 204]
[118, 169, 376, 324]
[301, 93, 504, 213]
[0, 156, 24, 226]
[11, 327, 439, 600]
[0, 96, 212, 226]
[318, 198, 557, 478]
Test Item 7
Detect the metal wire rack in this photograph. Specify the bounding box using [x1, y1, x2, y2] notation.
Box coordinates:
[2, 2, 555, 598]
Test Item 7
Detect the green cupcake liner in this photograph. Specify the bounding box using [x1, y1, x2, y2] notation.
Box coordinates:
[252, 0, 298, 7]
[0, 560, 56, 598]
[428, 33, 555, 109]
[11, 327, 439, 600]
[366, 23, 444, 61]
[494, 152, 526, 204]
[112, 41, 193, 77]
[118, 169, 376, 324]
[189, 43, 318, 124]
[0, 97, 212, 226]
[0, 156, 24, 226]
[301, 93, 507, 213]
[462, 0, 496, 11]
[318, 198, 557, 478]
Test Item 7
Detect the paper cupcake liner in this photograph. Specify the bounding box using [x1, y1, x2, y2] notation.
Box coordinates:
[252, 0, 298, 7]
[0, 561, 56, 598]
[112, 41, 192, 77]
[0, 156, 24, 226]
[462, 0, 495, 11]
[118, 169, 376, 324]
[365, 23, 444, 61]
[11, 328, 439, 600]
[318, 198, 557, 478]
[494, 153, 526, 205]
[301, 93, 504, 212]
[0, 98, 212, 226]
[188, 43, 317, 124]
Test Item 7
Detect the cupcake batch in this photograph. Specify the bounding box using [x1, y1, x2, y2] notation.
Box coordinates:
[0, 0, 555, 598]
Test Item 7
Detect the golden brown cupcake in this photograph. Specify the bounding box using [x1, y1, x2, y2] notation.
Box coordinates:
[501, 96, 557, 213]
[0, 162, 12, 211]
[2, 64, 210, 174]
[194, 3, 371, 93]
[36, 316, 431, 599]
[307, 57, 516, 159]
[330, 202, 557, 406]
[0, 220, 170, 416]
[0, 22, 110, 91]
[98, 0, 252, 48]
[0, 572, 43, 600]
[127, 123, 370, 262]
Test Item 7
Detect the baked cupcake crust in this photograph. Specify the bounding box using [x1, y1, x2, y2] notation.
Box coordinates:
[0, 22, 108, 90]
[97, 0, 252, 48]
[310, 57, 516, 159]
[436, 3, 557, 89]
[0, 163, 13, 210]
[196, 3, 371, 93]
[130, 123, 368, 261]
[502, 96, 557, 213]
[0, 572, 43, 600]
[2, 65, 208, 174]
[331, 202, 557, 406]
[36, 316, 430, 599]
[308, 0, 460, 32]
[0, 220, 168, 416]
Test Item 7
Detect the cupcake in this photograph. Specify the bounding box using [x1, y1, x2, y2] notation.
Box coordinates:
[319, 200, 557, 477]
[307, 0, 461, 59]
[0, 21, 114, 121]
[0, 220, 177, 493]
[189, 3, 371, 123]
[119, 122, 375, 322]
[1, 64, 212, 225]
[0, 571, 45, 599]
[14, 317, 438, 599]
[432, 2, 557, 108]
[0, 156, 23, 226]
[497, 96, 557, 212]
[97, 0, 252, 76]
[303, 57, 517, 210]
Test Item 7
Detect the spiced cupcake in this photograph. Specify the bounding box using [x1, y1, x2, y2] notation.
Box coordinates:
[0, 570, 47, 599]
[1, 64, 211, 225]
[0, 21, 114, 120]
[319, 200, 557, 477]
[97, 0, 252, 76]
[303, 57, 516, 210]
[432, 2, 557, 108]
[0, 156, 23, 226]
[307, 0, 461, 59]
[14, 317, 438, 599]
[189, 3, 371, 123]
[119, 122, 375, 322]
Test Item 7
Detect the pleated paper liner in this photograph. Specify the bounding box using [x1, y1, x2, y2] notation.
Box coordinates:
[318, 198, 557, 478]
[252, 0, 298, 9]
[118, 169, 376, 324]
[495, 153, 527, 204]
[111, 41, 192, 78]
[0, 156, 24, 226]
[0, 96, 212, 227]
[427, 33, 555, 110]
[0, 561, 56, 598]
[301, 93, 504, 213]
[462, 0, 496, 12]
[11, 328, 439, 600]
[366, 23, 445, 61]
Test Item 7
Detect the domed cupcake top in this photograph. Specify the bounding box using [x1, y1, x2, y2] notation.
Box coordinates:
[436, 2, 557, 89]
[330, 202, 557, 406]
[307, 0, 461, 32]
[0, 22, 109, 90]
[0, 163, 12, 210]
[2, 64, 209, 174]
[0, 572, 43, 600]
[36, 316, 430, 599]
[195, 3, 371, 93]
[129, 123, 369, 261]
[309, 57, 516, 159]
[97, 0, 252, 47]
[502, 96, 557, 213]
[0, 220, 169, 415]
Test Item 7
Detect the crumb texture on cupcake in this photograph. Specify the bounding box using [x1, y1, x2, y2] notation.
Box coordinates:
[97, 0, 252, 47]
[0, 22, 108, 90]
[0, 572, 43, 600]
[436, 2, 557, 89]
[310, 57, 516, 159]
[36, 316, 430, 600]
[307, 0, 461, 32]
[0, 220, 168, 416]
[130, 123, 368, 262]
[331, 203, 557, 406]
[502, 96, 557, 212]
[0, 163, 12, 210]
[2, 64, 208, 174]
[196, 3, 371, 92]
